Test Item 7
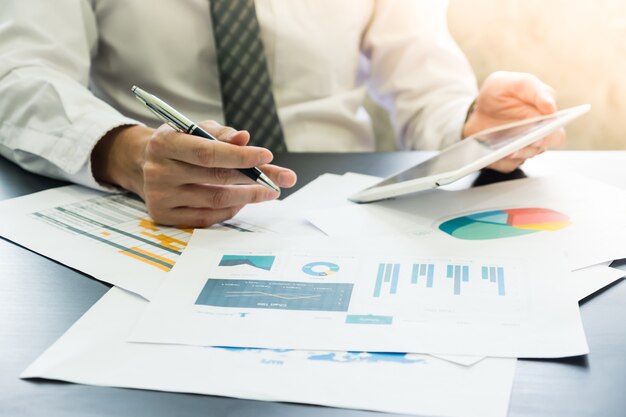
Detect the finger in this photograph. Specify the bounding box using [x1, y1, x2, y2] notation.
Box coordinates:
[197, 120, 251, 146]
[509, 145, 545, 160]
[259, 164, 298, 188]
[542, 128, 566, 148]
[166, 184, 279, 209]
[150, 205, 245, 228]
[524, 128, 566, 152]
[150, 127, 273, 168]
[488, 158, 524, 174]
[145, 158, 268, 186]
[146, 158, 298, 189]
[512, 74, 557, 115]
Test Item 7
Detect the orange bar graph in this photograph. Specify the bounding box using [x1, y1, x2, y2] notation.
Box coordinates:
[119, 246, 176, 272]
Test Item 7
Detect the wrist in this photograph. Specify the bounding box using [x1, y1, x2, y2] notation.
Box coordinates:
[91, 125, 153, 195]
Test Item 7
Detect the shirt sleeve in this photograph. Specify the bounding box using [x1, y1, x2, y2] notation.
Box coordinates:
[0, 0, 142, 190]
[362, 0, 478, 151]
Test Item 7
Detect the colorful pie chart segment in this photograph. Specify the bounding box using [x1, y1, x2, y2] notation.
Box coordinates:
[439, 208, 571, 240]
[302, 262, 340, 277]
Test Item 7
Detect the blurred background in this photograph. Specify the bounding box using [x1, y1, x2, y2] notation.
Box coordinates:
[369, 0, 626, 151]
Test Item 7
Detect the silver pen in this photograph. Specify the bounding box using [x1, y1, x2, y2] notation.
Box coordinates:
[131, 86, 279, 192]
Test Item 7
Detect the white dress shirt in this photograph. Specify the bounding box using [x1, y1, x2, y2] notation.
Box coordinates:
[0, 0, 477, 190]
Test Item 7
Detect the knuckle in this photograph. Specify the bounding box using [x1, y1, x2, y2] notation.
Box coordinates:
[212, 167, 232, 185]
[209, 189, 229, 208]
[142, 161, 163, 184]
[145, 203, 167, 225]
[198, 120, 220, 130]
[215, 126, 237, 141]
[194, 144, 216, 166]
[145, 136, 163, 157]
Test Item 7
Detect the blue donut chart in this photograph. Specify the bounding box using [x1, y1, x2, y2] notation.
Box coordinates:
[302, 262, 340, 277]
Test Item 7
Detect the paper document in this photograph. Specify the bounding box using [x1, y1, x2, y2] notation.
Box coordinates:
[22, 286, 516, 417]
[0, 186, 310, 299]
[305, 175, 626, 270]
[130, 231, 588, 358]
[569, 263, 625, 301]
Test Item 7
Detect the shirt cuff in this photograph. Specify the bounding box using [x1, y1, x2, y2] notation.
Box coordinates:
[61, 112, 144, 192]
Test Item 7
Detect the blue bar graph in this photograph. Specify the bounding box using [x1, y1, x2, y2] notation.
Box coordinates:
[411, 264, 419, 284]
[447, 264, 470, 295]
[375, 261, 506, 298]
[462, 266, 469, 282]
[482, 265, 507, 296]
[411, 263, 436, 288]
[390, 264, 400, 294]
[374, 263, 400, 297]
[497, 267, 506, 296]
[427, 264, 434, 288]
[384, 263, 392, 282]
[374, 263, 385, 298]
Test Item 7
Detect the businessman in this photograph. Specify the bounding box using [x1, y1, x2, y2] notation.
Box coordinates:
[0, 0, 563, 226]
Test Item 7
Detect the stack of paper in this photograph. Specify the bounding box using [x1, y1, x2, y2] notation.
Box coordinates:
[1, 171, 625, 417]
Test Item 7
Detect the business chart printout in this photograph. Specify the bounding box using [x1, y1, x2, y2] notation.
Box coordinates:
[22, 287, 516, 417]
[130, 231, 588, 358]
[305, 175, 626, 270]
[0, 186, 288, 299]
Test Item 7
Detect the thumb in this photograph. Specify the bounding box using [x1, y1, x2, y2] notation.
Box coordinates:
[514, 74, 557, 115]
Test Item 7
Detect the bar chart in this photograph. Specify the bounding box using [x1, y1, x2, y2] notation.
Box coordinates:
[32, 194, 189, 271]
[372, 261, 507, 298]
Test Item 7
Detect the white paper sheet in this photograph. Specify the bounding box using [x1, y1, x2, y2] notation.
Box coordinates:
[569, 264, 625, 301]
[21, 287, 516, 417]
[0, 186, 313, 299]
[305, 175, 626, 270]
[282, 173, 379, 212]
[130, 231, 588, 358]
[569, 227, 626, 270]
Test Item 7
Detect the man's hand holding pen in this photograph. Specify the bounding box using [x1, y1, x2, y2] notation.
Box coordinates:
[91, 122, 297, 228]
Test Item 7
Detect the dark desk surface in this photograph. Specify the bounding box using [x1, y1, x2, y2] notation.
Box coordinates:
[1, 151, 625, 417]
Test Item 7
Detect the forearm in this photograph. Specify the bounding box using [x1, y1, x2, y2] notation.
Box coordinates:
[0, 0, 142, 189]
[363, 0, 477, 151]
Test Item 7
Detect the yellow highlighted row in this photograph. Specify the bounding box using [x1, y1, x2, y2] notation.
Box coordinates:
[119, 246, 175, 272]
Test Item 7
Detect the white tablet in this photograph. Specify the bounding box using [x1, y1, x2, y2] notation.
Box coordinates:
[349, 104, 590, 203]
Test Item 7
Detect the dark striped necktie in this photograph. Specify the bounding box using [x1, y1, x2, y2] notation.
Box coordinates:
[210, 0, 287, 151]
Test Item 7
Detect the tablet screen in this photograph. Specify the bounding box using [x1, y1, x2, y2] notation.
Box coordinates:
[376, 112, 566, 186]
[350, 104, 589, 202]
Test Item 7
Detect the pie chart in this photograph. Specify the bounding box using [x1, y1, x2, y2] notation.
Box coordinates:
[438, 208, 571, 240]
[302, 262, 340, 277]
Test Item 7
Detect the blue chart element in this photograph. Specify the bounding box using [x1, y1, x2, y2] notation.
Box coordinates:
[302, 261, 340, 277]
[446, 264, 469, 295]
[219, 255, 275, 271]
[373, 263, 400, 297]
[307, 351, 425, 364]
[345, 314, 393, 325]
[196, 279, 353, 311]
[215, 347, 426, 366]
[411, 263, 435, 287]
[482, 265, 506, 296]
